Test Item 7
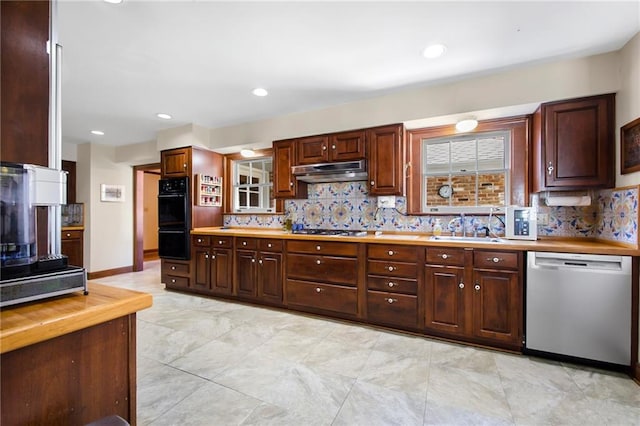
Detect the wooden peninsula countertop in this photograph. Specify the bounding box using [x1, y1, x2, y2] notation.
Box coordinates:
[0, 282, 152, 354]
[192, 227, 640, 256]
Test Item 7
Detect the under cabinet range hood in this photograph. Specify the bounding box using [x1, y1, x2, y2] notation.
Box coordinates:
[292, 159, 367, 183]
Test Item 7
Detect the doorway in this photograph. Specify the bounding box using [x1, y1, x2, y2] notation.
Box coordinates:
[133, 163, 161, 271]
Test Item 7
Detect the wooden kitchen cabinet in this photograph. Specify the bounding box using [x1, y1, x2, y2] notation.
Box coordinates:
[367, 124, 405, 196]
[424, 247, 523, 350]
[190, 236, 233, 295]
[62, 160, 77, 204]
[532, 93, 615, 192]
[286, 240, 361, 317]
[366, 244, 423, 330]
[61, 229, 83, 267]
[297, 131, 366, 165]
[273, 139, 307, 199]
[297, 135, 331, 164]
[235, 237, 283, 304]
[162, 258, 191, 290]
[161, 147, 191, 178]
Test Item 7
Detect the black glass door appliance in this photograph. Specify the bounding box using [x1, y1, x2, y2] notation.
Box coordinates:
[158, 177, 190, 260]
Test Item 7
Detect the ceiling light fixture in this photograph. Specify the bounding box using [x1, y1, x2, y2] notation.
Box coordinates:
[241, 149, 257, 158]
[455, 118, 479, 133]
[103, 0, 124, 4]
[252, 88, 268, 97]
[91, 130, 105, 136]
[422, 43, 447, 59]
[156, 113, 172, 120]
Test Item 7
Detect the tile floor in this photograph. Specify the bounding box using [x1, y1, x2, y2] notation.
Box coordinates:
[95, 260, 640, 425]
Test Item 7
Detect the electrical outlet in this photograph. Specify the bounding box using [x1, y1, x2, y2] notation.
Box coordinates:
[537, 213, 549, 226]
[377, 196, 396, 208]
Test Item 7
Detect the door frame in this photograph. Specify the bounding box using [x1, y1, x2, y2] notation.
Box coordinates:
[133, 163, 161, 271]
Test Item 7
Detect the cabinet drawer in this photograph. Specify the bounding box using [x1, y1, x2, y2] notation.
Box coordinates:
[367, 275, 417, 295]
[259, 239, 283, 252]
[368, 244, 418, 262]
[236, 237, 257, 249]
[367, 290, 418, 328]
[287, 240, 358, 256]
[474, 250, 519, 270]
[286, 279, 357, 316]
[193, 235, 211, 246]
[287, 254, 357, 286]
[62, 230, 83, 240]
[426, 248, 466, 266]
[163, 260, 190, 276]
[163, 275, 190, 288]
[212, 236, 233, 248]
[368, 260, 417, 279]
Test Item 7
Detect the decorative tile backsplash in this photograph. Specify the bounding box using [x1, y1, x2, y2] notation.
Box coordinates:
[224, 182, 639, 246]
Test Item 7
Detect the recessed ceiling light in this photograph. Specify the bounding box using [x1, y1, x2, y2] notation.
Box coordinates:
[455, 118, 478, 133]
[252, 88, 268, 97]
[241, 149, 257, 158]
[422, 43, 447, 59]
[156, 113, 172, 120]
[91, 130, 105, 136]
[104, 0, 123, 4]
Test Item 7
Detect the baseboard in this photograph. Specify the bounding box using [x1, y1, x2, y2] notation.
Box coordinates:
[88, 265, 134, 280]
[634, 362, 640, 385]
[144, 249, 159, 260]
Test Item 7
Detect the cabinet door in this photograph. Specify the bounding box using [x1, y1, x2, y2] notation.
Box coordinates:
[424, 265, 466, 335]
[258, 252, 283, 304]
[211, 248, 233, 295]
[273, 140, 306, 198]
[236, 250, 257, 298]
[61, 231, 83, 267]
[297, 135, 329, 164]
[161, 148, 191, 178]
[62, 161, 76, 204]
[193, 247, 211, 291]
[541, 94, 614, 189]
[329, 130, 365, 161]
[367, 124, 404, 195]
[471, 269, 521, 345]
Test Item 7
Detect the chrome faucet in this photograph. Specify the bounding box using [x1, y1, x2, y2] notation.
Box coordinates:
[448, 213, 466, 237]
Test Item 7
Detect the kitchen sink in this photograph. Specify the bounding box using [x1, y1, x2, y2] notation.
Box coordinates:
[429, 235, 505, 243]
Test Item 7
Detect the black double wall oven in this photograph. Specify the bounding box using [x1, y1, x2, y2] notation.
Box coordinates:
[158, 177, 190, 260]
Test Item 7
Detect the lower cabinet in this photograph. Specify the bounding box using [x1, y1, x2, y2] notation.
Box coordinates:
[287, 280, 358, 316]
[192, 236, 233, 295]
[162, 259, 191, 290]
[61, 229, 83, 267]
[235, 237, 284, 305]
[424, 247, 523, 349]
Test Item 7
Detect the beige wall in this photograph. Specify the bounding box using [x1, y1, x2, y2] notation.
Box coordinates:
[76, 143, 133, 273]
[617, 32, 640, 188]
[143, 172, 159, 251]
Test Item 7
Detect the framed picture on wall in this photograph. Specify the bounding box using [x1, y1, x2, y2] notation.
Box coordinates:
[621, 117, 640, 174]
[100, 184, 125, 202]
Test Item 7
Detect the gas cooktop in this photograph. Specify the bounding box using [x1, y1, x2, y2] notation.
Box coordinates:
[291, 229, 367, 237]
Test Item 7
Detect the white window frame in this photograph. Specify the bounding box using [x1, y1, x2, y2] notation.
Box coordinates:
[232, 157, 274, 213]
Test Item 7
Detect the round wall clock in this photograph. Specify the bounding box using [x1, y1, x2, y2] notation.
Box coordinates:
[437, 184, 452, 198]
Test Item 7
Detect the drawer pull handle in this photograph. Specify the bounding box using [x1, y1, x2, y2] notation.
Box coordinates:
[316, 259, 322, 265]
[388, 282, 395, 288]
[388, 266, 395, 272]
[441, 254, 448, 259]
[459, 282, 464, 289]
[316, 287, 322, 293]
[388, 250, 395, 256]
[474, 284, 481, 291]
[171, 266, 176, 270]
[386, 298, 397, 304]
[488, 257, 502, 263]
[316, 245, 321, 251]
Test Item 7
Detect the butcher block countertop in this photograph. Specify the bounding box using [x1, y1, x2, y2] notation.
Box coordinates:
[0, 283, 152, 354]
[192, 227, 640, 256]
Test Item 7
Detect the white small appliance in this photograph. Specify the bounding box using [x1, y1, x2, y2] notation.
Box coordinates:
[505, 206, 537, 240]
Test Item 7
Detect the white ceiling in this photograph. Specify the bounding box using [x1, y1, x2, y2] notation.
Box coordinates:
[58, 0, 640, 147]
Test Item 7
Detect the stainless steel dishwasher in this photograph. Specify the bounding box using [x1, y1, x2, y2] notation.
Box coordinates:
[526, 251, 632, 366]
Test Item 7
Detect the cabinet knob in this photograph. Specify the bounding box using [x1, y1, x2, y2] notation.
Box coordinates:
[316, 245, 321, 251]
[488, 257, 501, 263]
[316, 259, 322, 265]
[242, 241, 247, 246]
[322, 145, 327, 151]
[66, 233, 71, 237]
[218, 240, 223, 245]
[252, 258, 256, 263]
[331, 144, 336, 149]
[183, 163, 187, 169]
[547, 161, 554, 175]
[259, 259, 263, 265]
[267, 243, 272, 248]
[315, 287, 322, 293]
[370, 180, 375, 186]
[171, 266, 176, 270]
[459, 282, 465, 289]
[388, 250, 395, 256]
[388, 282, 395, 288]
[212, 255, 216, 260]
[386, 298, 397, 304]
[290, 182, 294, 187]
[387, 266, 395, 272]
[441, 254, 448, 259]
[204, 254, 209, 259]
[474, 284, 480, 291]
[171, 279, 176, 283]
[197, 238, 202, 243]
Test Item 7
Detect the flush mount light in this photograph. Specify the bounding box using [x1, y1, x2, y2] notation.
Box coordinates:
[91, 130, 105, 136]
[455, 118, 479, 133]
[422, 43, 447, 59]
[156, 113, 172, 120]
[241, 149, 257, 158]
[252, 88, 268, 97]
[104, 0, 123, 4]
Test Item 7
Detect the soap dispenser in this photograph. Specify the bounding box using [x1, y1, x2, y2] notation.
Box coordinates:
[433, 218, 443, 236]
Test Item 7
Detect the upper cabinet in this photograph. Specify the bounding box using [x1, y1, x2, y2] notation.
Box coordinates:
[297, 130, 366, 165]
[161, 147, 191, 178]
[368, 124, 405, 196]
[532, 93, 615, 192]
[273, 139, 307, 199]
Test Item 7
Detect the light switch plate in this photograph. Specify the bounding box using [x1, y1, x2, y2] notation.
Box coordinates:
[377, 196, 396, 208]
[537, 213, 549, 226]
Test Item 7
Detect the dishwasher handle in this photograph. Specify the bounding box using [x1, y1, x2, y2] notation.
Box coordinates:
[529, 252, 629, 272]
